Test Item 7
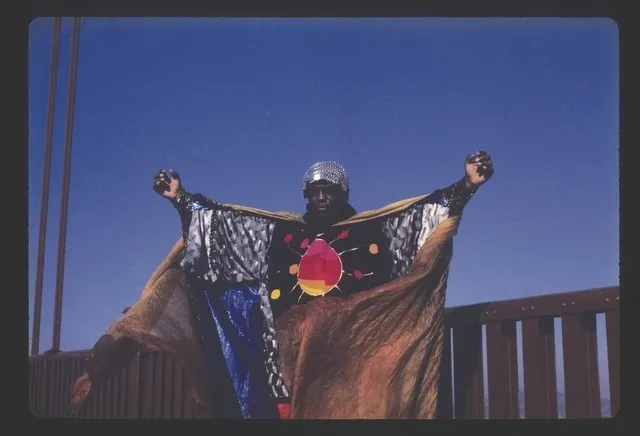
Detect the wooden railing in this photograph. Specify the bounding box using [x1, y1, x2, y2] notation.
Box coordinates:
[438, 286, 619, 419]
[29, 286, 619, 419]
[29, 349, 200, 418]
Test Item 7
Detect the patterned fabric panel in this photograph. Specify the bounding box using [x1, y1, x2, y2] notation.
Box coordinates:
[179, 202, 289, 402]
[203, 284, 282, 418]
[179, 206, 275, 284]
[381, 199, 450, 278]
[209, 208, 275, 283]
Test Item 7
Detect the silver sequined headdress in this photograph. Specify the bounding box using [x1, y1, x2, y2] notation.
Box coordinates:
[302, 161, 350, 200]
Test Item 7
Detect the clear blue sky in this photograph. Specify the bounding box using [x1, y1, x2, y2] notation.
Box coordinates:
[28, 18, 618, 400]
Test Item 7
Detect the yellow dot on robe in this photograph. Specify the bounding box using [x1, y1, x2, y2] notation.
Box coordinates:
[289, 264, 299, 275]
[271, 289, 281, 300]
[369, 243, 379, 255]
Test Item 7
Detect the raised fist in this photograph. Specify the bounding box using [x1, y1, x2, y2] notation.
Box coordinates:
[152, 169, 182, 201]
[464, 151, 494, 187]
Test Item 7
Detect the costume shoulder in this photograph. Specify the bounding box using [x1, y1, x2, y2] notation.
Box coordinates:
[189, 193, 304, 223]
[191, 192, 437, 226]
[335, 193, 433, 226]
[179, 194, 304, 283]
[224, 203, 304, 223]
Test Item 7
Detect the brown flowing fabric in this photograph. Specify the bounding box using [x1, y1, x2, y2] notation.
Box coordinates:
[70, 239, 216, 417]
[70, 201, 459, 419]
[276, 215, 458, 418]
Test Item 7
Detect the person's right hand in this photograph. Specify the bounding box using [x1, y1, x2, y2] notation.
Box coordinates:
[153, 169, 182, 201]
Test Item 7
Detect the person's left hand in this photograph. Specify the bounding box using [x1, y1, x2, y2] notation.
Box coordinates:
[464, 150, 494, 188]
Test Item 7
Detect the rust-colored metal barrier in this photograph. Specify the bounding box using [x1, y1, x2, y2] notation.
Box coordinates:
[29, 286, 619, 419]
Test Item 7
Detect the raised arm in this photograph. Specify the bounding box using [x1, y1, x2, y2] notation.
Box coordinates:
[431, 150, 495, 215]
[152, 168, 279, 285]
[153, 168, 221, 280]
[152, 169, 290, 410]
[153, 169, 214, 236]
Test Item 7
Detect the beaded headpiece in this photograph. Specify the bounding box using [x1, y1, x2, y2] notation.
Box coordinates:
[302, 161, 350, 200]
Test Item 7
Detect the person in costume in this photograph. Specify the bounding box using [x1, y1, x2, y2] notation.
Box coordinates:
[71, 151, 494, 419]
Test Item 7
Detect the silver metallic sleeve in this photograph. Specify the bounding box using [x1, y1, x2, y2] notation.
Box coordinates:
[381, 199, 451, 279]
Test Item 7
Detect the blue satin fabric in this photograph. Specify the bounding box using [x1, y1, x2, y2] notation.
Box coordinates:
[202, 284, 279, 419]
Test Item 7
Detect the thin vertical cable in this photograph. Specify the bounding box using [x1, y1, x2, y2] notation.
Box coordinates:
[52, 17, 82, 352]
[31, 16, 62, 357]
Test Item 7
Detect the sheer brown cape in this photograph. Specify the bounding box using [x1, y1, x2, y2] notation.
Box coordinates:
[70, 196, 459, 419]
